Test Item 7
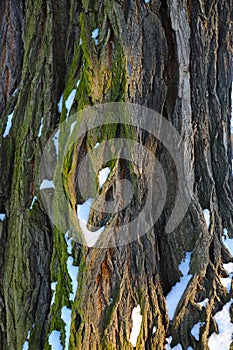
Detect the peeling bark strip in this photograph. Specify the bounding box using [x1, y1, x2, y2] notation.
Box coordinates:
[0, 0, 232, 349]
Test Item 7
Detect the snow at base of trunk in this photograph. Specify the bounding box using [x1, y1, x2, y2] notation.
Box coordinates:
[208, 301, 233, 349]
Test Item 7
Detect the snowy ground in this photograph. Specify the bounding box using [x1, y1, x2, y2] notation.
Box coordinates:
[208, 229, 233, 349]
[164, 245, 233, 350]
[208, 301, 233, 349]
[0, 214, 6, 221]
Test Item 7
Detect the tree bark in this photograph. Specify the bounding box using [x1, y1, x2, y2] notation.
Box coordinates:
[0, 1, 232, 349]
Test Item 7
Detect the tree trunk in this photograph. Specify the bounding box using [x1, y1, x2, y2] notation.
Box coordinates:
[0, 1, 232, 349]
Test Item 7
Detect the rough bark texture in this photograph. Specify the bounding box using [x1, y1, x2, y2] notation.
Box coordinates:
[0, 0, 24, 116]
[0, 1, 232, 349]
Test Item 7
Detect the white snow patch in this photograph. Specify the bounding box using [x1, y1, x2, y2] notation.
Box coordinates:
[0, 214, 6, 221]
[223, 262, 233, 274]
[223, 228, 233, 256]
[38, 117, 44, 138]
[12, 88, 18, 97]
[61, 306, 72, 350]
[3, 111, 14, 138]
[191, 322, 201, 340]
[65, 89, 77, 117]
[65, 230, 78, 301]
[22, 341, 28, 349]
[152, 326, 156, 335]
[203, 209, 210, 228]
[76, 80, 80, 87]
[179, 253, 192, 275]
[66, 256, 79, 301]
[92, 28, 99, 44]
[93, 142, 100, 149]
[65, 231, 72, 255]
[22, 330, 30, 350]
[82, 226, 105, 247]
[79, 38, 82, 45]
[57, 94, 64, 113]
[98, 167, 111, 189]
[40, 179, 55, 190]
[198, 298, 209, 308]
[165, 340, 186, 350]
[208, 301, 233, 350]
[145, 0, 150, 3]
[220, 275, 232, 293]
[187, 347, 194, 350]
[220, 261, 233, 293]
[165, 337, 172, 349]
[77, 198, 105, 247]
[30, 196, 38, 210]
[69, 121, 77, 136]
[51, 282, 58, 305]
[52, 129, 60, 158]
[129, 305, 142, 347]
[77, 198, 93, 222]
[166, 253, 192, 320]
[172, 345, 182, 350]
[48, 330, 62, 350]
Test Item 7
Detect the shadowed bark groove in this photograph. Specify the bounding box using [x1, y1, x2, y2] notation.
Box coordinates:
[0, 0, 232, 349]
